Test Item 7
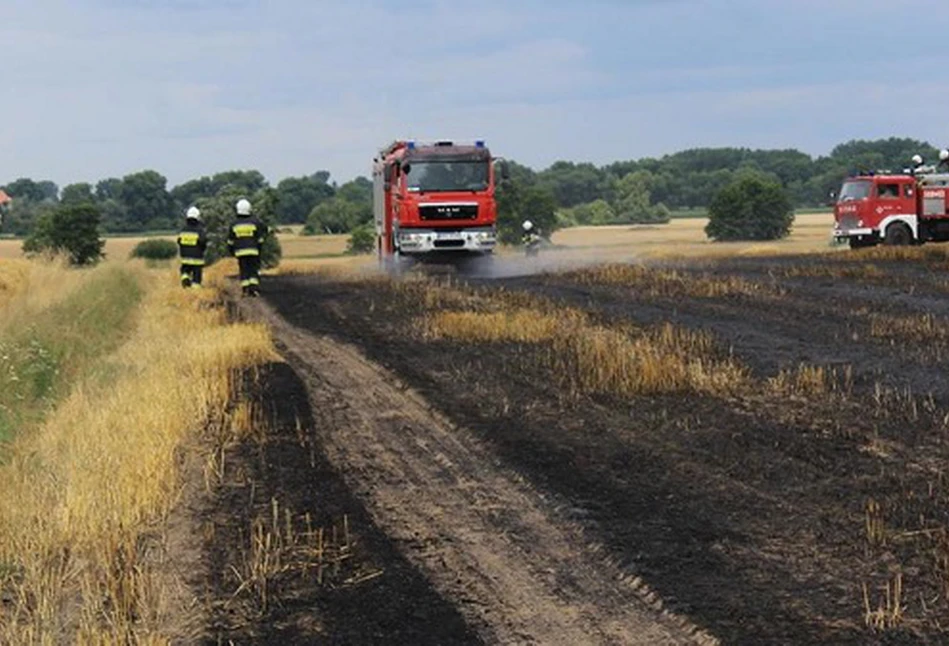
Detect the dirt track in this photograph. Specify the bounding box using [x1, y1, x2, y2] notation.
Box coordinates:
[238, 295, 713, 645]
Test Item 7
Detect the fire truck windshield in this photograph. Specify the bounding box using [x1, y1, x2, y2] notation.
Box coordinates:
[838, 180, 871, 201]
[404, 161, 489, 192]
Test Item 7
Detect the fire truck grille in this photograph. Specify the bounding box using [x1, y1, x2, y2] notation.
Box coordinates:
[433, 239, 466, 248]
[420, 204, 478, 221]
[837, 215, 860, 230]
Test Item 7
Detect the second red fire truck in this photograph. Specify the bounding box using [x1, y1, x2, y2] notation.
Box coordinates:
[833, 155, 949, 248]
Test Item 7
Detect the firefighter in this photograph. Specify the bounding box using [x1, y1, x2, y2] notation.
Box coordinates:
[522, 220, 540, 257]
[177, 206, 207, 288]
[939, 150, 949, 172]
[227, 198, 268, 297]
[911, 154, 925, 175]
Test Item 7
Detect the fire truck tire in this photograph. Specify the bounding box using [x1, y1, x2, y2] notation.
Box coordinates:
[884, 223, 913, 246]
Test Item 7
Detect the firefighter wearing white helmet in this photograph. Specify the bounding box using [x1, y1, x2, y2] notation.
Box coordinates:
[227, 198, 268, 296]
[939, 149, 949, 171]
[177, 206, 207, 288]
[521, 219, 540, 254]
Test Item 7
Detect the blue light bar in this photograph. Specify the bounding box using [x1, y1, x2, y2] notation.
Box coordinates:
[407, 141, 415, 150]
[475, 140, 485, 148]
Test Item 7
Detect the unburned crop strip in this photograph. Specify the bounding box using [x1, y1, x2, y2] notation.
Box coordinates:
[426, 305, 747, 398]
[868, 312, 949, 345]
[561, 263, 782, 299]
[767, 364, 853, 399]
[0, 261, 276, 644]
[780, 262, 889, 280]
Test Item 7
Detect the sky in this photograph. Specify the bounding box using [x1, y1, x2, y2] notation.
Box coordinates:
[4, 0, 949, 188]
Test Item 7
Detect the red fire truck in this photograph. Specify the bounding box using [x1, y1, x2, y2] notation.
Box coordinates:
[833, 168, 949, 248]
[372, 139, 504, 269]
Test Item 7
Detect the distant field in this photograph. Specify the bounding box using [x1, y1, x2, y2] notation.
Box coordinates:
[547, 211, 838, 261]
[0, 212, 837, 265]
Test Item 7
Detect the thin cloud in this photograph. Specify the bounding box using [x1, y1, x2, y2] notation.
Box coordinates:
[2, 0, 949, 187]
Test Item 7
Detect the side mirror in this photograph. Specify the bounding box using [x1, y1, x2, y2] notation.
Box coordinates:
[499, 161, 510, 181]
[401, 163, 411, 175]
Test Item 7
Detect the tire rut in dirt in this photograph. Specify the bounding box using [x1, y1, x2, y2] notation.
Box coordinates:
[203, 361, 478, 645]
[241, 295, 713, 646]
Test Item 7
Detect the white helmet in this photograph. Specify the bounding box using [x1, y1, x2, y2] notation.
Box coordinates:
[236, 198, 252, 215]
[912, 154, 924, 165]
[522, 220, 533, 231]
[940, 149, 949, 162]
[186, 206, 201, 221]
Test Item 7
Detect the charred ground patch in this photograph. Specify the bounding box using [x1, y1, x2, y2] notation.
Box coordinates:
[263, 261, 949, 645]
[201, 362, 478, 645]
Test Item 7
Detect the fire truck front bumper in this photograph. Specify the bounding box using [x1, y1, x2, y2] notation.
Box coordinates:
[397, 227, 497, 254]
[833, 226, 873, 239]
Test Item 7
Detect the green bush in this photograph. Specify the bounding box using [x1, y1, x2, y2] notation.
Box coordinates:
[23, 202, 105, 266]
[129, 238, 178, 260]
[346, 224, 376, 255]
[705, 174, 793, 241]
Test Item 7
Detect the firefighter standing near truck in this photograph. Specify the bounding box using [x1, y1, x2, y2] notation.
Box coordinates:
[522, 220, 541, 257]
[938, 150, 949, 172]
[227, 198, 267, 297]
[177, 206, 207, 288]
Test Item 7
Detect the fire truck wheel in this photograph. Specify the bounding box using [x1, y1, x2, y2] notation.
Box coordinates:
[883, 223, 913, 247]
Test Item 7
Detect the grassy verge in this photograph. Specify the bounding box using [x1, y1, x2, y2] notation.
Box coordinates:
[0, 263, 144, 443]
[0, 259, 275, 643]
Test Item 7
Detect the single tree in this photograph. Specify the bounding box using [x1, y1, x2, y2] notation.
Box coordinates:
[613, 170, 671, 224]
[23, 202, 105, 265]
[705, 174, 793, 241]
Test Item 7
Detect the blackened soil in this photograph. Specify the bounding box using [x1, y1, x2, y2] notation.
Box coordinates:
[263, 260, 949, 646]
[202, 362, 479, 645]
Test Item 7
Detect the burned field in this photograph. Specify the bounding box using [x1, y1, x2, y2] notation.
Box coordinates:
[259, 249, 949, 645]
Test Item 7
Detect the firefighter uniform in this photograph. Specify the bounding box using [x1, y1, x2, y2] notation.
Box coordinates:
[177, 208, 207, 288]
[227, 199, 267, 296]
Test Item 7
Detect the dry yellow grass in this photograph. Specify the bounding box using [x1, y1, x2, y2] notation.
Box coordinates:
[781, 263, 887, 279]
[869, 312, 949, 344]
[0, 257, 92, 314]
[0, 262, 276, 643]
[426, 309, 577, 343]
[767, 364, 853, 398]
[567, 263, 781, 298]
[277, 232, 349, 259]
[426, 306, 747, 397]
[547, 212, 838, 262]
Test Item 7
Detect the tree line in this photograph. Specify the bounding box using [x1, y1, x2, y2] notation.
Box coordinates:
[1, 137, 938, 242]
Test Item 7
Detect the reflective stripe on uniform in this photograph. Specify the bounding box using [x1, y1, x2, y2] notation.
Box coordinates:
[232, 223, 257, 237]
[240, 279, 253, 287]
[247, 277, 260, 285]
[180, 258, 205, 266]
[178, 232, 200, 246]
[234, 248, 260, 257]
